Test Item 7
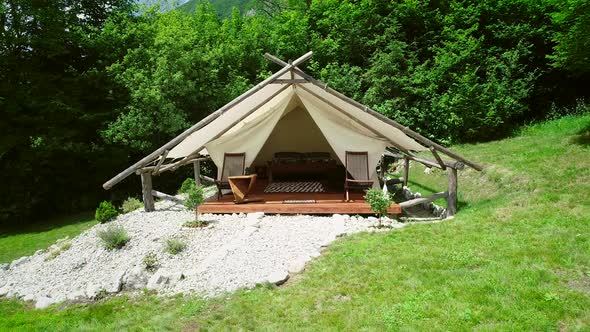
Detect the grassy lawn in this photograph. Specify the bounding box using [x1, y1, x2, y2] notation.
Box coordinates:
[0, 213, 98, 264]
[1, 114, 589, 330]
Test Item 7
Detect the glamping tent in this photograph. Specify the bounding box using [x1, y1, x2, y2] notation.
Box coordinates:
[103, 52, 482, 216]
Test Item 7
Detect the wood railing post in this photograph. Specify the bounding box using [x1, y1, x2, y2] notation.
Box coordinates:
[403, 157, 410, 187]
[194, 160, 201, 186]
[447, 167, 458, 217]
[140, 172, 155, 212]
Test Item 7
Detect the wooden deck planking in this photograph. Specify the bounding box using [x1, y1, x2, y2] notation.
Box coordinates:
[197, 188, 401, 215]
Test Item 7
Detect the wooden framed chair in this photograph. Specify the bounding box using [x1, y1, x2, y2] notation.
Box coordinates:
[344, 151, 374, 201]
[216, 152, 246, 200]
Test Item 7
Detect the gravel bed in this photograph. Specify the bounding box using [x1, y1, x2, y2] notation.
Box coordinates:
[0, 199, 404, 309]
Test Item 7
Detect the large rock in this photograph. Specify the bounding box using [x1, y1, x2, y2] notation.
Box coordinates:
[146, 272, 168, 290]
[66, 290, 86, 301]
[9, 256, 30, 269]
[22, 293, 35, 302]
[35, 296, 57, 310]
[267, 271, 289, 285]
[0, 285, 9, 297]
[86, 283, 101, 299]
[106, 271, 125, 293]
[124, 266, 149, 290]
[287, 260, 306, 274]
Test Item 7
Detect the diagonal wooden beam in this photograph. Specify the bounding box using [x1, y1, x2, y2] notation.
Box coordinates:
[103, 51, 313, 189]
[264, 53, 483, 171]
[429, 147, 447, 170]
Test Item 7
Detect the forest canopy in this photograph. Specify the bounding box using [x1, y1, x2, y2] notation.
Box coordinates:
[1, 0, 588, 225]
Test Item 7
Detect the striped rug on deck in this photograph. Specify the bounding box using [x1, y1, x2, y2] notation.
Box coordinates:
[264, 181, 325, 193]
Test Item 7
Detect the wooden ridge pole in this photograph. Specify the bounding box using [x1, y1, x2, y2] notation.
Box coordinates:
[103, 51, 313, 190]
[264, 53, 483, 171]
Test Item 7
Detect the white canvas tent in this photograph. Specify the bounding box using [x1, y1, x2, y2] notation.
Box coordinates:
[103, 51, 482, 216]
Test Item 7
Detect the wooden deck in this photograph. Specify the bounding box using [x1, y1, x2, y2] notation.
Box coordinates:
[198, 181, 401, 215]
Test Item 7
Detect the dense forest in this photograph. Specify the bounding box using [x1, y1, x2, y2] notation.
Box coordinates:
[1, 0, 588, 226]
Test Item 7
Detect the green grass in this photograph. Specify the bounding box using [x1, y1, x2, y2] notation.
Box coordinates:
[1, 114, 590, 330]
[0, 213, 97, 264]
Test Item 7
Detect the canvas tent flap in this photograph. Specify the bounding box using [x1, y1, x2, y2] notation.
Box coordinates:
[297, 84, 427, 152]
[205, 89, 295, 176]
[167, 82, 293, 159]
[298, 90, 388, 188]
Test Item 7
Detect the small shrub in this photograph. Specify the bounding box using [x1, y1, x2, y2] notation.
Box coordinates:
[184, 184, 204, 210]
[183, 220, 209, 228]
[95, 201, 118, 223]
[165, 238, 187, 255]
[179, 178, 196, 194]
[121, 197, 143, 214]
[364, 188, 393, 227]
[98, 225, 130, 250]
[45, 238, 72, 261]
[143, 251, 159, 272]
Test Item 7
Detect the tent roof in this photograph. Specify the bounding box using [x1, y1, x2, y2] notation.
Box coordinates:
[167, 72, 426, 160]
[103, 51, 482, 190]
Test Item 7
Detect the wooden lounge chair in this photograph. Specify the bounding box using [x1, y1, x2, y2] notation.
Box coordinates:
[216, 152, 246, 200]
[344, 151, 374, 201]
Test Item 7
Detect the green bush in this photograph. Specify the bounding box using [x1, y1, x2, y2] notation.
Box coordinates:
[179, 178, 196, 194]
[95, 201, 118, 223]
[364, 188, 393, 226]
[143, 251, 159, 272]
[165, 238, 187, 255]
[121, 197, 143, 214]
[184, 185, 204, 210]
[98, 225, 130, 250]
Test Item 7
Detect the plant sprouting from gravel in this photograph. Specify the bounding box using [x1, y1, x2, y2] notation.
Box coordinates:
[165, 238, 187, 255]
[364, 188, 393, 227]
[95, 201, 118, 223]
[143, 251, 159, 272]
[44, 238, 73, 261]
[121, 197, 143, 213]
[98, 225, 130, 250]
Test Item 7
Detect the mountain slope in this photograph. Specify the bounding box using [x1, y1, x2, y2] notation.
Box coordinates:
[180, 0, 252, 16]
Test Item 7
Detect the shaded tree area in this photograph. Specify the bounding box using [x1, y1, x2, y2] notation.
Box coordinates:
[1, 0, 588, 226]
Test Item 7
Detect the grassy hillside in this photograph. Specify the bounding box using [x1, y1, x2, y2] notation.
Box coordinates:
[179, 0, 253, 16]
[1, 114, 589, 330]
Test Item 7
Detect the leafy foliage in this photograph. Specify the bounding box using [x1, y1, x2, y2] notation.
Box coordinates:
[179, 178, 196, 194]
[165, 238, 187, 255]
[121, 197, 143, 214]
[95, 201, 119, 224]
[143, 251, 159, 272]
[184, 185, 204, 211]
[98, 225, 130, 250]
[364, 188, 392, 222]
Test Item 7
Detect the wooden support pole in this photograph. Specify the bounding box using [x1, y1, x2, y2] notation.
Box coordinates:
[429, 147, 447, 170]
[103, 51, 313, 190]
[140, 172, 155, 212]
[194, 160, 201, 186]
[379, 155, 385, 180]
[152, 150, 169, 175]
[399, 191, 448, 208]
[405, 154, 464, 170]
[151, 190, 184, 205]
[403, 157, 410, 187]
[447, 167, 458, 217]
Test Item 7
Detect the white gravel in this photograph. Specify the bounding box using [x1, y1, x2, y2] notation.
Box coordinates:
[0, 199, 405, 309]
